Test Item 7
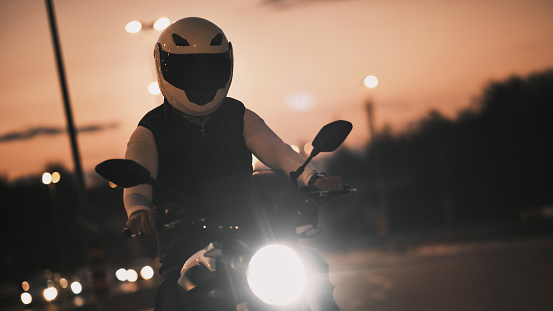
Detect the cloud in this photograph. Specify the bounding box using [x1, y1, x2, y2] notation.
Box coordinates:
[0, 123, 118, 143]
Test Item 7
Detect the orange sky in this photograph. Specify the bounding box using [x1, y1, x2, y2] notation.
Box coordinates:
[1, 0, 553, 182]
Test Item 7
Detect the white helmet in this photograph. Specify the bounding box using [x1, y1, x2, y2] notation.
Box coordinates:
[154, 17, 233, 116]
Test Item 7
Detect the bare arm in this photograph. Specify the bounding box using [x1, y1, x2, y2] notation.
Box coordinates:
[123, 126, 159, 235]
[243, 109, 317, 186]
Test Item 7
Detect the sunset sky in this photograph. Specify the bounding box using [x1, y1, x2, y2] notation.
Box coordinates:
[1, 0, 552, 182]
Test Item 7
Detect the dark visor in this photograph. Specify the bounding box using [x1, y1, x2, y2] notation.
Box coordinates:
[158, 44, 231, 96]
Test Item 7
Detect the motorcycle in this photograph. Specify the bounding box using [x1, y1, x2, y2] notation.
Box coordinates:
[95, 120, 355, 310]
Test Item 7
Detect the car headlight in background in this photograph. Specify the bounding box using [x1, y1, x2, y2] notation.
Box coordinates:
[115, 268, 127, 282]
[115, 268, 138, 282]
[116, 265, 155, 282]
[60, 278, 68, 289]
[71, 281, 82, 294]
[21, 281, 30, 292]
[43, 287, 58, 301]
[126, 269, 139, 283]
[246, 244, 307, 306]
[21, 292, 32, 305]
[140, 265, 154, 280]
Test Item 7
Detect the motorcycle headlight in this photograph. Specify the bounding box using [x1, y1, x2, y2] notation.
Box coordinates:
[246, 244, 306, 306]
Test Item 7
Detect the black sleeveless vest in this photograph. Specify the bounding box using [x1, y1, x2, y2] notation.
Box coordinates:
[138, 98, 253, 208]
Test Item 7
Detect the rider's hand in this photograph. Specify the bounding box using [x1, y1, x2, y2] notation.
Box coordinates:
[312, 176, 344, 191]
[126, 210, 157, 237]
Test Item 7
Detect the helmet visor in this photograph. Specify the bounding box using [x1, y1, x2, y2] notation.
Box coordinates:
[158, 44, 231, 105]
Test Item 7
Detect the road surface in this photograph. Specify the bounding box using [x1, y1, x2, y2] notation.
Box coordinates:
[325, 236, 553, 311]
[9, 235, 553, 311]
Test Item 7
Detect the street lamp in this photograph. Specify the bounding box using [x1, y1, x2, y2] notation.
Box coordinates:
[42, 171, 68, 273]
[125, 17, 171, 97]
[42, 171, 61, 185]
[148, 81, 161, 96]
[125, 17, 171, 34]
[363, 75, 389, 238]
[364, 75, 378, 89]
[364, 75, 378, 138]
[125, 21, 142, 33]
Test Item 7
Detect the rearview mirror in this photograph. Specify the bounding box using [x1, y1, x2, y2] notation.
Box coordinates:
[290, 120, 352, 184]
[311, 120, 353, 156]
[95, 159, 155, 188]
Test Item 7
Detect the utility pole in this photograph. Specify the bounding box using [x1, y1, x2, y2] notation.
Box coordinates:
[363, 75, 389, 238]
[45, 1, 108, 308]
[45, 0, 86, 206]
[366, 99, 389, 238]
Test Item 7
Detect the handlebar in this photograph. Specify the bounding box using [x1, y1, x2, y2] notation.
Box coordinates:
[122, 184, 357, 238]
[123, 219, 183, 238]
[300, 184, 357, 198]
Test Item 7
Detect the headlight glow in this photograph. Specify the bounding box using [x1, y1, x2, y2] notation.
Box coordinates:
[247, 244, 307, 306]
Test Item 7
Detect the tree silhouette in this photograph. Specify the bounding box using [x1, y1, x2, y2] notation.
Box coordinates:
[326, 69, 553, 234]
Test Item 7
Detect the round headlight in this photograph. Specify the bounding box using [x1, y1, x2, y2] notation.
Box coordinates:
[246, 244, 307, 306]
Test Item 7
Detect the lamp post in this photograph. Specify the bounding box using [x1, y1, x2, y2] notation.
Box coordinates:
[364, 75, 389, 238]
[42, 171, 68, 274]
[42, 171, 61, 209]
[125, 18, 170, 97]
[364, 75, 378, 140]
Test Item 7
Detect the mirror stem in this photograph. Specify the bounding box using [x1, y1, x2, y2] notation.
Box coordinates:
[290, 152, 316, 186]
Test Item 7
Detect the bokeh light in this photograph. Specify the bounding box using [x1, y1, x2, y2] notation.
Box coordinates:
[286, 92, 316, 111]
[126, 269, 138, 282]
[42, 172, 52, 185]
[153, 17, 171, 31]
[148, 82, 161, 95]
[140, 266, 155, 280]
[60, 278, 68, 289]
[51, 172, 61, 183]
[21, 292, 32, 305]
[364, 75, 379, 89]
[115, 268, 127, 281]
[43, 287, 58, 301]
[74, 296, 84, 307]
[71, 281, 82, 294]
[303, 143, 314, 155]
[125, 21, 142, 33]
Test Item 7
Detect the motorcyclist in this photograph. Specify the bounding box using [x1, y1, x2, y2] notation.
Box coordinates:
[123, 17, 341, 311]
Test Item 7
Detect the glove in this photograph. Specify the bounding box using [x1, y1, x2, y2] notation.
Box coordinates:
[309, 173, 344, 191]
[126, 209, 158, 237]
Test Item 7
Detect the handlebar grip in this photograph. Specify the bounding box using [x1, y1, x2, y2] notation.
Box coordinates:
[122, 228, 133, 238]
[300, 184, 357, 197]
[122, 228, 144, 238]
[122, 219, 181, 238]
